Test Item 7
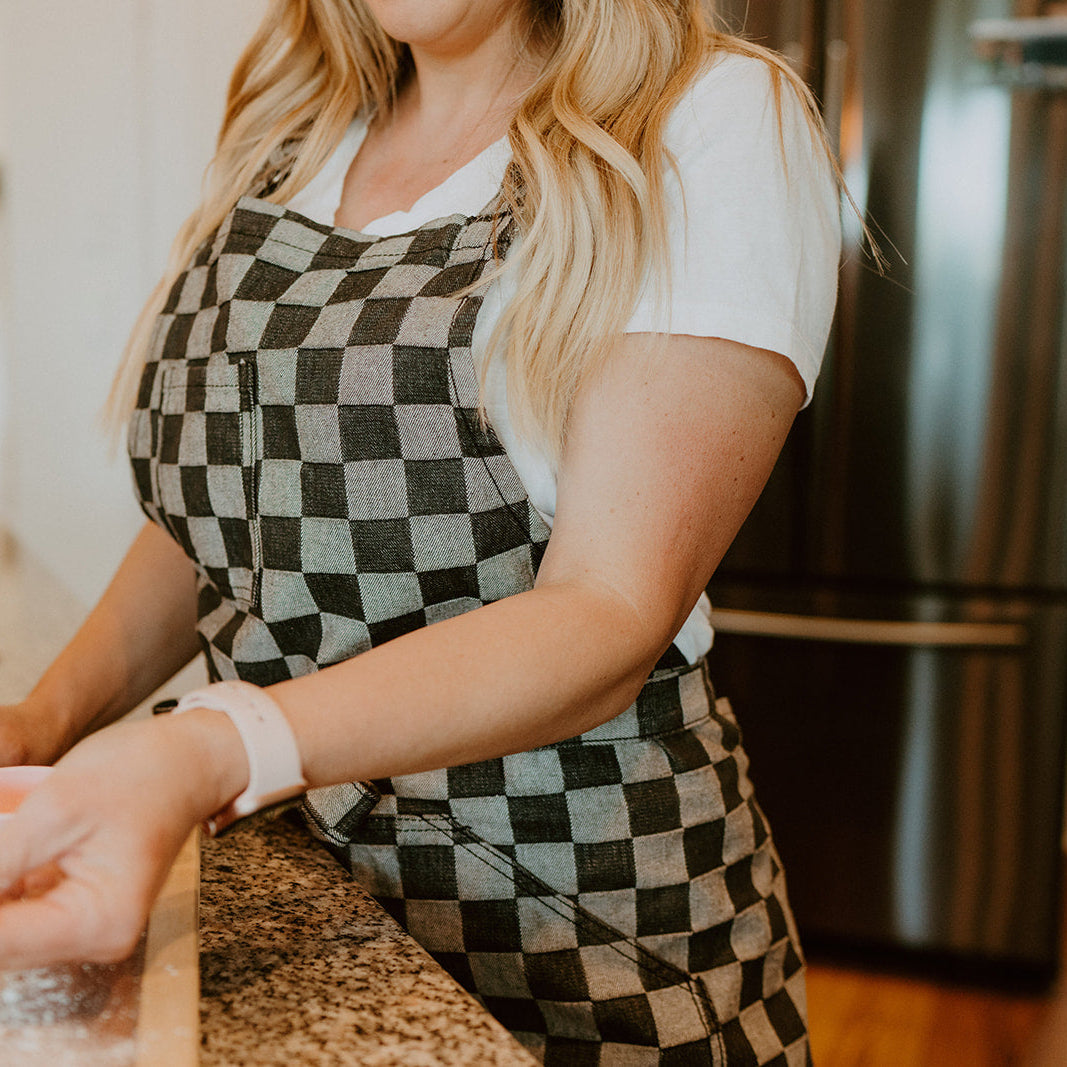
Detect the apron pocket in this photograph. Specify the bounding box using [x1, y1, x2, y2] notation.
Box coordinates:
[334, 804, 722, 1060]
[152, 357, 261, 609]
[302, 779, 382, 845]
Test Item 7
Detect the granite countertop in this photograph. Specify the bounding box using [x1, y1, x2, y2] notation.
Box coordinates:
[200, 812, 539, 1066]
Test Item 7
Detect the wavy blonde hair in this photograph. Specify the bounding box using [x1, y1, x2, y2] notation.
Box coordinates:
[107, 0, 834, 458]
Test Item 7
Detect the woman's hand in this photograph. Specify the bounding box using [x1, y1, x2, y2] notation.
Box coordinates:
[0, 710, 247, 970]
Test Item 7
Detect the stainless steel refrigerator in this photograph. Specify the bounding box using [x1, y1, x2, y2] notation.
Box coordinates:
[707, 0, 1067, 983]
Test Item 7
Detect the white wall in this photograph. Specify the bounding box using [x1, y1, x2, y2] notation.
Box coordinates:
[0, 37, 10, 521]
[0, 0, 266, 605]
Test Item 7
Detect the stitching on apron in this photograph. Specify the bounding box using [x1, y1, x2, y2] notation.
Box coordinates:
[149, 367, 180, 547]
[227, 209, 496, 264]
[443, 217, 540, 553]
[408, 811, 721, 1040]
[696, 975, 728, 1066]
[225, 232, 470, 263]
[238, 357, 263, 610]
[546, 718, 714, 747]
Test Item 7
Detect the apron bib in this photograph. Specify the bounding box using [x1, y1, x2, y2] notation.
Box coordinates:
[128, 197, 810, 1066]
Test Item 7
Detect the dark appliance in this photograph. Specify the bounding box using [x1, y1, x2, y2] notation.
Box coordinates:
[708, 0, 1067, 984]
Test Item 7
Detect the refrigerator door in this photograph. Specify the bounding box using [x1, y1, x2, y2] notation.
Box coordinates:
[705, 582, 1067, 979]
[719, 0, 1067, 593]
[709, 0, 1067, 985]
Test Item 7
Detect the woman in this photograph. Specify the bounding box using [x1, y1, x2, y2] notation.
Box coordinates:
[0, 0, 840, 1062]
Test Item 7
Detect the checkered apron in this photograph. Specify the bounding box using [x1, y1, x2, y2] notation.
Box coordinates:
[128, 195, 811, 1066]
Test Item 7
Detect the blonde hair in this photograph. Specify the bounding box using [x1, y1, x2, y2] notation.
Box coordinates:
[107, 0, 836, 458]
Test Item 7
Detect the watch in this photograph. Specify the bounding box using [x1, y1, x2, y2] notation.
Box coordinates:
[169, 680, 308, 837]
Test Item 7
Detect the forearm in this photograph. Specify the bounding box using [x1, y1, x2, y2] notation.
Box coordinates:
[265, 578, 667, 790]
[23, 521, 201, 759]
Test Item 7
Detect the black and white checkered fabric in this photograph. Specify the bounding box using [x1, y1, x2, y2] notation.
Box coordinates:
[129, 197, 549, 684]
[318, 664, 810, 1066]
[128, 197, 811, 1064]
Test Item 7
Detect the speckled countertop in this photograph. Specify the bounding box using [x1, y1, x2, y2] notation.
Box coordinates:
[200, 812, 539, 1066]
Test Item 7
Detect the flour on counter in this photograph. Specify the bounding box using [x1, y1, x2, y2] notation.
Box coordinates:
[0, 955, 142, 1066]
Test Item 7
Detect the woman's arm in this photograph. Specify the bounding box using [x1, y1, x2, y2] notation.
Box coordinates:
[268, 332, 803, 785]
[0, 332, 802, 968]
[0, 521, 201, 766]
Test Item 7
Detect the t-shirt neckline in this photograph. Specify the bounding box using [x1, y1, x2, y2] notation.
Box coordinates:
[287, 115, 511, 238]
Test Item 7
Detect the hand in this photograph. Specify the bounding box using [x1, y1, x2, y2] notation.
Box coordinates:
[0, 710, 247, 970]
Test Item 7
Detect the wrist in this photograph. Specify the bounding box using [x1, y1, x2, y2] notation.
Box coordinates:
[7, 691, 83, 766]
[159, 706, 252, 825]
[24, 667, 130, 761]
[168, 681, 307, 835]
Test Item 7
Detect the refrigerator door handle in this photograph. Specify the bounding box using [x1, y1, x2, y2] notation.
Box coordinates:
[709, 609, 1027, 648]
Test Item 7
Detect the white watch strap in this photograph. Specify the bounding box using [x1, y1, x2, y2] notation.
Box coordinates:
[173, 680, 307, 836]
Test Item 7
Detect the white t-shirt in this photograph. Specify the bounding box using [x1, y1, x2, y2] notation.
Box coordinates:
[285, 52, 842, 662]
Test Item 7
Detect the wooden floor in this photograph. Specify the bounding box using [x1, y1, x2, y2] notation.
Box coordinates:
[801, 840, 1067, 1066]
[806, 956, 1055, 1066]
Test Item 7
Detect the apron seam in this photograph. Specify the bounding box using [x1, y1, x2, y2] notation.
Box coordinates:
[225, 224, 497, 262]
[417, 811, 721, 1039]
[239, 357, 264, 611]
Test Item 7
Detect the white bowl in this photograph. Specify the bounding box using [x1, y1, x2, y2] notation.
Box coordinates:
[0, 766, 52, 820]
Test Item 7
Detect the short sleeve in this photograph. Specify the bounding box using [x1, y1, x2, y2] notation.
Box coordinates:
[625, 52, 842, 404]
